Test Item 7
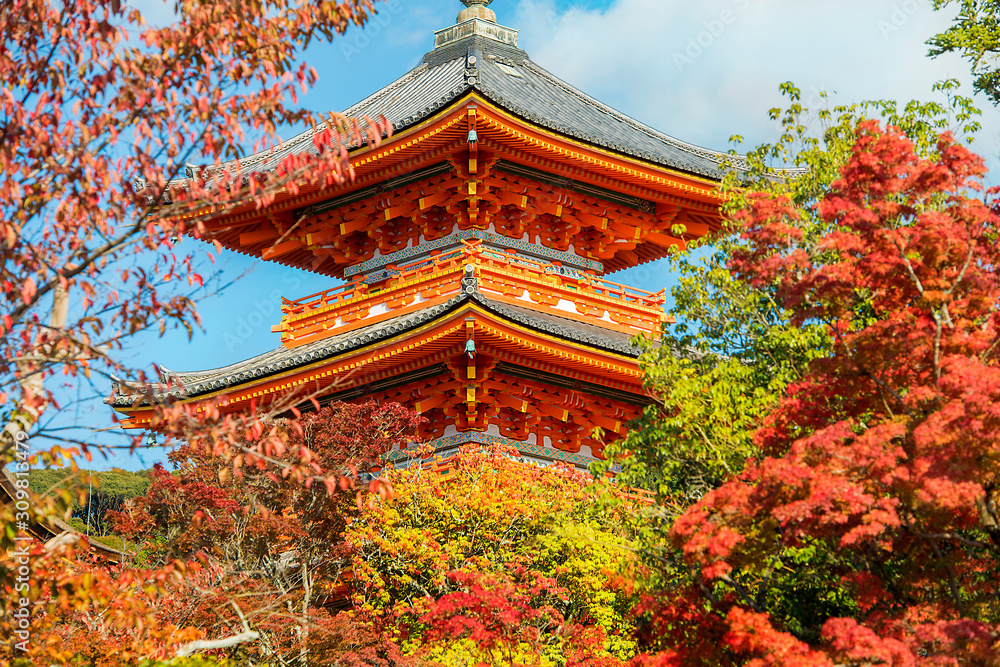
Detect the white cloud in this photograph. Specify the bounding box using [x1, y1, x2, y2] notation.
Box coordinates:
[513, 0, 998, 175]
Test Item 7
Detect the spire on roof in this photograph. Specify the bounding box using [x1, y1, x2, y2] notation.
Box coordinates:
[458, 0, 496, 23]
[435, 0, 517, 50]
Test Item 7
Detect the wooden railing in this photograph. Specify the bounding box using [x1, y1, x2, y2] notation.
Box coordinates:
[280, 245, 469, 318]
[472, 244, 666, 310]
[274, 241, 667, 346]
[282, 242, 664, 314]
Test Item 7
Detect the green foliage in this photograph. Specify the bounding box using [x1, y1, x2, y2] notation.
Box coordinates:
[597, 84, 990, 665]
[139, 658, 230, 667]
[29, 467, 152, 504]
[663, 113, 1000, 663]
[27, 467, 152, 537]
[89, 533, 139, 552]
[599, 82, 984, 507]
[929, 0, 1000, 105]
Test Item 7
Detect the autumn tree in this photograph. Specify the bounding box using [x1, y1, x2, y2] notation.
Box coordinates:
[104, 401, 421, 665]
[348, 446, 641, 667]
[0, 0, 390, 455]
[631, 102, 1000, 663]
[0, 0, 395, 663]
[598, 82, 981, 508]
[104, 415, 645, 667]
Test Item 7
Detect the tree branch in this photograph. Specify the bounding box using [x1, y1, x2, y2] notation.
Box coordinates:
[176, 630, 260, 658]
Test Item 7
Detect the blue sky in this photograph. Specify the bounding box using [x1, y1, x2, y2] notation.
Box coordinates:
[79, 0, 996, 470]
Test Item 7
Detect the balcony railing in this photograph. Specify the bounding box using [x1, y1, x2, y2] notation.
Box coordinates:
[274, 240, 666, 346]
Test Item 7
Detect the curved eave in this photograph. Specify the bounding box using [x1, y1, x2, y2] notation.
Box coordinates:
[193, 92, 726, 277]
[113, 294, 648, 424]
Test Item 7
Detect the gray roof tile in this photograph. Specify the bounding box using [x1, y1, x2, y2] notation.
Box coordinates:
[110, 290, 642, 407]
[219, 32, 741, 181]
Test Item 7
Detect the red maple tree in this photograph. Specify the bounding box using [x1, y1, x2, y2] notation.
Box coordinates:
[104, 402, 422, 664]
[0, 0, 389, 457]
[0, 0, 395, 663]
[652, 122, 1000, 664]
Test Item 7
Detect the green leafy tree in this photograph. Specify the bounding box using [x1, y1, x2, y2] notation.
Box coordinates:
[929, 0, 1000, 105]
[29, 467, 152, 536]
[601, 82, 983, 505]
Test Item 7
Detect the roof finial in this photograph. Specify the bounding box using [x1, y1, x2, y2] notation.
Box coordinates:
[458, 0, 496, 24]
[434, 0, 516, 49]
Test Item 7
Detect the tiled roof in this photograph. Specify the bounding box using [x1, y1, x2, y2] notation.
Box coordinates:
[225, 30, 741, 180]
[482, 300, 640, 353]
[109, 289, 642, 408]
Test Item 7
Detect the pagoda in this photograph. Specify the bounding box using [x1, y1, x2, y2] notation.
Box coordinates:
[110, 0, 734, 469]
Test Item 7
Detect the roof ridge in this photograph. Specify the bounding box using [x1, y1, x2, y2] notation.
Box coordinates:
[476, 296, 643, 355]
[519, 59, 748, 172]
[256, 62, 434, 168]
[340, 61, 431, 119]
[184, 62, 434, 179]
[169, 345, 290, 380]
[110, 290, 644, 406]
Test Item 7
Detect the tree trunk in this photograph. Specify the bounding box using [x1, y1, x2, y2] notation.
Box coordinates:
[299, 559, 311, 667]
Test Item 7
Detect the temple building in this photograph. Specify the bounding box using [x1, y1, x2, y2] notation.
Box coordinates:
[109, 0, 734, 470]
